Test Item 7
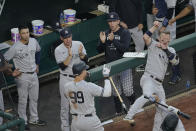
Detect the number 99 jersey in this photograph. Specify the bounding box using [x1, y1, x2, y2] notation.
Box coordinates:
[63, 80, 104, 115]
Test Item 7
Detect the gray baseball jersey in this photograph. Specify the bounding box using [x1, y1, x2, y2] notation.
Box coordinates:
[55, 41, 86, 75]
[189, 0, 196, 21]
[145, 39, 176, 80]
[4, 38, 41, 72]
[64, 80, 103, 115]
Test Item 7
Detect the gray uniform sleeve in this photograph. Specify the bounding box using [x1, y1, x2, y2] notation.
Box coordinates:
[35, 39, 41, 52]
[166, 0, 177, 8]
[87, 82, 103, 97]
[148, 39, 157, 48]
[80, 42, 87, 55]
[188, 0, 194, 7]
[54, 47, 67, 64]
[167, 47, 176, 54]
[4, 44, 17, 61]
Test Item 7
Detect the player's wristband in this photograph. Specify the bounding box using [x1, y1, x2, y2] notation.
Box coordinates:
[162, 18, 169, 27]
[145, 30, 153, 37]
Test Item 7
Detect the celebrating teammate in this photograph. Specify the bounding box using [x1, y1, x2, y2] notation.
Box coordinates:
[124, 21, 179, 131]
[64, 62, 111, 131]
[54, 28, 88, 131]
[4, 25, 46, 130]
[152, 0, 177, 40]
[97, 12, 135, 115]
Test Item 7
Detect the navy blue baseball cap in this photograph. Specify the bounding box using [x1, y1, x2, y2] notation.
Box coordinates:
[60, 28, 72, 39]
[107, 12, 120, 22]
[72, 61, 89, 76]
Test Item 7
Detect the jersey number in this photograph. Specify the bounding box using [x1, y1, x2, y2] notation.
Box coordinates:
[70, 91, 84, 104]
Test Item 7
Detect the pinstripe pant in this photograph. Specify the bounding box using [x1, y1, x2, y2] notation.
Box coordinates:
[128, 27, 145, 52]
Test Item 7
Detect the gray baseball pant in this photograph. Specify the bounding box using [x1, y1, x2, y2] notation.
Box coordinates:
[129, 26, 145, 52]
[71, 114, 104, 131]
[15, 73, 39, 124]
[59, 74, 74, 131]
[126, 73, 166, 122]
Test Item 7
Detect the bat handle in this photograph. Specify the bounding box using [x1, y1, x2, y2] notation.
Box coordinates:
[122, 103, 128, 114]
[177, 111, 191, 120]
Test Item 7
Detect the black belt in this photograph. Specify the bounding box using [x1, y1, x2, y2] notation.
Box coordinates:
[150, 75, 163, 83]
[22, 72, 34, 74]
[71, 113, 92, 117]
[61, 74, 75, 78]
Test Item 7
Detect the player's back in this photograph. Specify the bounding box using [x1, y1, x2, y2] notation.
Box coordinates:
[64, 80, 103, 115]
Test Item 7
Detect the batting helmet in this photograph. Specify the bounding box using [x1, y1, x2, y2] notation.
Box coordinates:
[161, 112, 179, 131]
[72, 61, 89, 76]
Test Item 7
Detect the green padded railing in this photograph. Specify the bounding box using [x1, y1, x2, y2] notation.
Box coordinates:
[0, 111, 25, 131]
[87, 32, 196, 82]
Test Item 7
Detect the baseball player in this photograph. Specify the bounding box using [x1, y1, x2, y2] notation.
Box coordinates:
[152, 0, 177, 40]
[169, 0, 196, 31]
[63, 62, 112, 131]
[109, 0, 145, 52]
[0, 53, 13, 125]
[148, 95, 185, 131]
[4, 25, 46, 130]
[124, 21, 179, 130]
[54, 28, 88, 131]
[97, 12, 135, 114]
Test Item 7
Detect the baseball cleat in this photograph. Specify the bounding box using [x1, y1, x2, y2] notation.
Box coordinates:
[123, 118, 135, 126]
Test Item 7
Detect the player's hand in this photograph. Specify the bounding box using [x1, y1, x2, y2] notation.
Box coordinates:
[108, 32, 114, 41]
[138, 24, 143, 31]
[120, 21, 128, 29]
[153, 21, 160, 28]
[168, 106, 179, 115]
[152, 7, 158, 15]
[149, 96, 156, 103]
[100, 31, 106, 43]
[78, 44, 83, 55]
[12, 69, 22, 77]
[159, 26, 166, 33]
[36, 65, 39, 74]
[169, 18, 176, 25]
[152, 94, 160, 102]
[68, 47, 72, 56]
[102, 64, 111, 78]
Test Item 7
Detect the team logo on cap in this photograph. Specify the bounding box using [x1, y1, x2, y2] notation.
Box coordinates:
[65, 31, 68, 34]
[110, 15, 114, 18]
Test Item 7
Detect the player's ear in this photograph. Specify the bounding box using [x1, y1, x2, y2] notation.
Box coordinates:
[117, 20, 120, 24]
[60, 37, 64, 41]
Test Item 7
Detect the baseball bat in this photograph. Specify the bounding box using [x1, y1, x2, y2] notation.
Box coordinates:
[144, 96, 191, 120]
[109, 77, 128, 113]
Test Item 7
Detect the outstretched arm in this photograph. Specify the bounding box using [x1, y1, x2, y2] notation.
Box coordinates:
[143, 21, 160, 46]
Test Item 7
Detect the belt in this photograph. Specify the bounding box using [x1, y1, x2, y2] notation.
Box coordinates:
[150, 75, 163, 83]
[71, 113, 92, 117]
[155, 17, 164, 22]
[22, 72, 35, 74]
[61, 74, 75, 78]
